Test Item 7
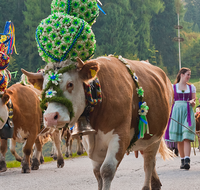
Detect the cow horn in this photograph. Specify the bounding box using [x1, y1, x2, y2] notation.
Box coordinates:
[21, 68, 43, 79]
[76, 57, 85, 69]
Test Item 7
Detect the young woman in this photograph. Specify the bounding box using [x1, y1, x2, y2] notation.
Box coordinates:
[166, 67, 196, 170]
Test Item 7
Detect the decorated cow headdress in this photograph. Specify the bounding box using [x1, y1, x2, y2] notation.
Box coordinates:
[0, 21, 17, 93]
[35, 0, 105, 119]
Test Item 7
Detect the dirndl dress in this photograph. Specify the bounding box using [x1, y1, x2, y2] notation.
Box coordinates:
[165, 84, 195, 142]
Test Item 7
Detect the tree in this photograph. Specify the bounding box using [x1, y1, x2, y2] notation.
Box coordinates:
[93, 0, 138, 59]
[22, 0, 51, 72]
[151, 0, 178, 74]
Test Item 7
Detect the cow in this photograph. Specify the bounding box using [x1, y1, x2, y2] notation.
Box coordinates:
[0, 83, 42, 173]
[19, 74, 65, 169]
[32, 128, 64, 168]
[22, 55, 173, 190]
[195, 113, 200, 151]
[62, 127, 84, 158]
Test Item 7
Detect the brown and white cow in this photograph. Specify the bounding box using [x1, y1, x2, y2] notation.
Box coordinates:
[19, 73, 65, 169]
[195, 113, 200, 151]
[22, 56, 173, 190]
[62, 127, 84, 158]
[0, 83, 42, 173]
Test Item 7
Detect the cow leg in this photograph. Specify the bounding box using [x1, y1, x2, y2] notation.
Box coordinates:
[76, 137, 83, 155]
[21, 135, 36, 173]
[101, 135, 127, 190]
[50, 141, 57, 160]
[0, 139, 7, 172]
[9, 138, 22, 162]
[65, 140, 70, 158]
[92, 160, 103, 190]
[52, 129, 64, 168]
[64, 129, 71, 157]
[69, 138, 73, 156]
[142, 139, 161, 190]
[31, 136, 42, 170]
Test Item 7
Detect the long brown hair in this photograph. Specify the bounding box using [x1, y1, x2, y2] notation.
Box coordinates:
[174, 67, 191, 84]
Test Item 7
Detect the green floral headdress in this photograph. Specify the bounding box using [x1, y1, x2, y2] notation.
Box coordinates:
[51, 0, 99, 26]
[35, 13, 96, 63]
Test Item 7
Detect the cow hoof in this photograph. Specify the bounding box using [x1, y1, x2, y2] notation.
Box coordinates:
[151, 175, 162, 190]
[40, 156, 44, 164]
[16, 157, 22, 162]
[31, 158, 40, 170]
[57, 158, 64, 168]
[21, 168, 31, 173]
[51, 155, 57, 160]
[77, 151, 82, 155]
[0, 160, 7, 172]
[21, 162, 31, 173]
[142, 186, 150, 190]
[65, 153, 69, 158]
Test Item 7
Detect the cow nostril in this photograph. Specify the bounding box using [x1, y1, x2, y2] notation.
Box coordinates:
[54, 114, 58, 120]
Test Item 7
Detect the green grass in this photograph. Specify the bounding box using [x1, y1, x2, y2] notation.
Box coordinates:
[6, 152, 88, 169]
[6, 161, 21, 168]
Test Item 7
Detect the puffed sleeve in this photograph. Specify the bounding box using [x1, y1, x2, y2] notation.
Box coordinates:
[191, 84, 196, 93]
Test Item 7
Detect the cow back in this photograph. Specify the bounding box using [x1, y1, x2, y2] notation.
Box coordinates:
[87, 56, 172, 140]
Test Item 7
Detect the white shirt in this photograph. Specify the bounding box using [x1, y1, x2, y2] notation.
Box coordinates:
[171, 83, 196, 93]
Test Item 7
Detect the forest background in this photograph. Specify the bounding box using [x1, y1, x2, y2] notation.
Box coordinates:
[1, 0, 200, 161]
[1, 0, 200, 85]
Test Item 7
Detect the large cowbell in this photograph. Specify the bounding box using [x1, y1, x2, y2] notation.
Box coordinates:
[71, 116, 96, 137]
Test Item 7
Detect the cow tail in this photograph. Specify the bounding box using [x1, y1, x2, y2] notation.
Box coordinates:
[158, 138, 174, 160]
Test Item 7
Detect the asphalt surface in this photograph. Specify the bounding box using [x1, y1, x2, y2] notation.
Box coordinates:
[0, 148, 200, 190]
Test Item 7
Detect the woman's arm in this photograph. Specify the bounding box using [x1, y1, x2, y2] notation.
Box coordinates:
[188, 92, 196, 107]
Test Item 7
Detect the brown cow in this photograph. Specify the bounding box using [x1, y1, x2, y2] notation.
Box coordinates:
[19, 73, 65, 169]
[0, 83, 42, 173]
[32, 128, 64, 168]
[22, 56, 173, 189]
[195, 112, 200, 150]
[62, 127, 84, 158]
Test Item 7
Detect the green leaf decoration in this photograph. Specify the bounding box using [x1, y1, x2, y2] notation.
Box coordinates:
[35, 13, 96, 63]
[51, 0, 99, 25]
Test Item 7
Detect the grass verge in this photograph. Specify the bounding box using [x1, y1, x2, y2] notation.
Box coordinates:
[6, 152, 88, 169]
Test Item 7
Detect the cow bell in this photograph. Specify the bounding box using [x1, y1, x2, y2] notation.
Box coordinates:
[71, 116, 96, 137]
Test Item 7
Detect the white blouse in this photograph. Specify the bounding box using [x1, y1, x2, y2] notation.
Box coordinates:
[171, 83, 196, 93]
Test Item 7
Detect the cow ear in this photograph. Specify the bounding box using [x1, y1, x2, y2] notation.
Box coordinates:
[79, 60, 99, 82]
[28, 78, 44, 90]
[21, 69, 44, 90]
[2, 92, 10, 105]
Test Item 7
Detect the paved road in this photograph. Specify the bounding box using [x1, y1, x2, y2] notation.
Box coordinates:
[1, 148, 200, 190]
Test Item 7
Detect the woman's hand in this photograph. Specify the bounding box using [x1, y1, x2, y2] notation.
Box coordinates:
[188, 98, 196, 107]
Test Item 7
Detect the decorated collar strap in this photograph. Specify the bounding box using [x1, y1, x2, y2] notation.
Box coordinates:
[116, 55, 151, 147]
[41, 64, 77, 120]
[83, 77, 102, 112]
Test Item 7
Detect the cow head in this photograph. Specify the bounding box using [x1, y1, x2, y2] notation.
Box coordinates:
[0, 92, 10, 129]
[22, 58, 99, 129]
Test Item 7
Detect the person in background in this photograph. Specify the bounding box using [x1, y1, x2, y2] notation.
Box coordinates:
[195, 104, 200, 116]
[165, 67, 196, 170]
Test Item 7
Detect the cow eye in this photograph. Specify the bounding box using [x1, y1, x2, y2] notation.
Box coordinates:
[66, 82, 74, 93]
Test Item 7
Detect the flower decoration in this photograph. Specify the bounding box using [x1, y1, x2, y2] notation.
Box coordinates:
[133, 72, 138, 83]
[138, 102, 149, 116]
[118, 55, 128, 64]
[47, 71, 62, 85]
[0, 72, 8, 92]
[35, 13, 96, 63]
[45, 88, 57, 98]
[0, 44, 9, 70]
[136, 87, 144, 97]
[51, 0, 99, 26]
